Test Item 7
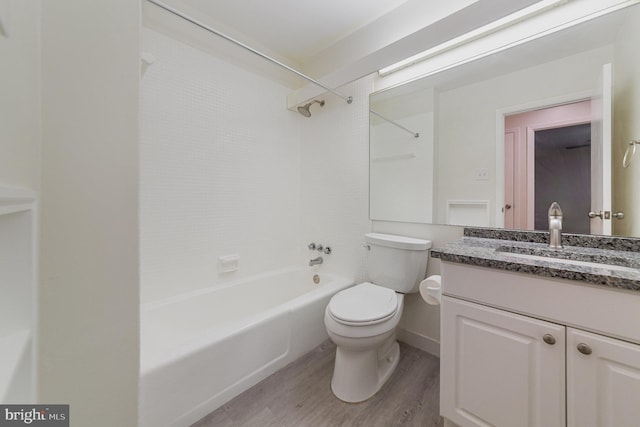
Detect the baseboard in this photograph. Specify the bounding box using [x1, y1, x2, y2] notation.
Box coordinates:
[397, 328, 440, 358]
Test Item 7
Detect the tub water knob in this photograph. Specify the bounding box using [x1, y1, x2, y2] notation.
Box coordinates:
[323, 246, 332, 254]
[308, 243, 316, 250]
[316, 244, 324, 252]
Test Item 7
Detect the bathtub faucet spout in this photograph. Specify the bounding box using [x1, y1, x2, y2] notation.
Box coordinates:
[309, 256, 323, 266]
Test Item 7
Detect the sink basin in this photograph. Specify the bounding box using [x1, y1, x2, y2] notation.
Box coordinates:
[495, 245, 639, 273]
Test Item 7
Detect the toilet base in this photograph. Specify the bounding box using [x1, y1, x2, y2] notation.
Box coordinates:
[330, 336, 400, 403]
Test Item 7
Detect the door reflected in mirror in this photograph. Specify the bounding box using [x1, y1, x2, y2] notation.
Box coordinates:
[503, 101, 593, 235]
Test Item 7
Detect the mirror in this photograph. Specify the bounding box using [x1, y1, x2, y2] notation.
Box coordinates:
[370, 3, 640, 237]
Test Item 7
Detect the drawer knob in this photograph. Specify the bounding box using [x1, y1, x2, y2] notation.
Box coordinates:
[577, 343, 592, 355]
[543, 334, 556, 345]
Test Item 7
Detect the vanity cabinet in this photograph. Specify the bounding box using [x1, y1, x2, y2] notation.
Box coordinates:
[439, 262, 640, 427]
[567, 328, 640, 427]
[441, 297, 565, 427]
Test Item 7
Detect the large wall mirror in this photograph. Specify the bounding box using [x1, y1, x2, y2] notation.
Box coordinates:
[370, 3, 640, 238]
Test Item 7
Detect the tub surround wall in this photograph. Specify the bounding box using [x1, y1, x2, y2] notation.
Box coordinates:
[140, 28, 303, 303]
[300, 77, 373, 284]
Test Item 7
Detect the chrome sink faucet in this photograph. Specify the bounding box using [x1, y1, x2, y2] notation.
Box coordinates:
[548, 202, 563, 249]
[309, 256, 323, 266]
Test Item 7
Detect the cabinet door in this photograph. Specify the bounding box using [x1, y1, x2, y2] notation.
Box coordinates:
[441, 297, 565, 427]
[567, 328, 640, 427]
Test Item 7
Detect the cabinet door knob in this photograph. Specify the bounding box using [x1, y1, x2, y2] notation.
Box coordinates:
[543, 334, 556, 345]
[577, 343, 592, 355]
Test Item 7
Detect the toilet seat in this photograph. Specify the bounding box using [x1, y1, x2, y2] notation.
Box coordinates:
[328, 283, 398, 326]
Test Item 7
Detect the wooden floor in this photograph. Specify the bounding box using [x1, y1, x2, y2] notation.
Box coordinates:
[192, 340, 443, 427]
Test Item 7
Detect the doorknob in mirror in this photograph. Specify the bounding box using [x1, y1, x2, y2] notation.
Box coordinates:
[613, 211, 625, 220]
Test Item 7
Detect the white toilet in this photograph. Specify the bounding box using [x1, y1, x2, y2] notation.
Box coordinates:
[324, 233, 431, 403]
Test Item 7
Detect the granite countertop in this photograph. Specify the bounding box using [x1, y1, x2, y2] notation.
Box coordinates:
[431, 228, 640, 293]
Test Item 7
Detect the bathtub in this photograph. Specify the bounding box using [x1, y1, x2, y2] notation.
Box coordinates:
[139, 266, 353, 427]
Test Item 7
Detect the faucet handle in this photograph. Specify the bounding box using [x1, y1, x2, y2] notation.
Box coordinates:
[548, 201, 563, 218]
[308, 242, 316, 250]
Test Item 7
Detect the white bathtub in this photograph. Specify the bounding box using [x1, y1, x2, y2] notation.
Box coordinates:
[139, 266, 353, 427]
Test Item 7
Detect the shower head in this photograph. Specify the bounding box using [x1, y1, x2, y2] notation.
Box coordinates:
[297, 100, 325, 117]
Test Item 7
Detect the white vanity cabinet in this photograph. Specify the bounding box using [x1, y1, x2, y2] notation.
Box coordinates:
[441, 296, 566, 427]
[439, 262, 640, 427]
[567, 328, 640, 427]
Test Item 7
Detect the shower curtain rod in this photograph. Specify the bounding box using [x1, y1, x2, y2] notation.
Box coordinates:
[369, 110, 420, 138]
[146, 0, 353, 105]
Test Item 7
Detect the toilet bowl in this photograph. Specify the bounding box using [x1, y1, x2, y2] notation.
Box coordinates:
[324, 233, 431, 403]
[324, 282, 405, 402]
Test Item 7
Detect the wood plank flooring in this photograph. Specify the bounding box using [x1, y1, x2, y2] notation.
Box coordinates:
[192, 340, 443, 427]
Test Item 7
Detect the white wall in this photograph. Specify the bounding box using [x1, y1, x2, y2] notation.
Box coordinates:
[613, 6, 640, 237]
[39, 1, 140, 426]
[140, 28, 304, 303]
[0, 0, 41, 190]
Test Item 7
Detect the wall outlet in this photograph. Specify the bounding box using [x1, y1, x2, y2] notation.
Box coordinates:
[475, 168, 489, 181]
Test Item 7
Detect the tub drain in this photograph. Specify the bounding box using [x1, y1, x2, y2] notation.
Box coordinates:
[313, 274, 320, 284]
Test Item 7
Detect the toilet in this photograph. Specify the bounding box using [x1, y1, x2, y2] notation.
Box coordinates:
[324, 233, 431, 403]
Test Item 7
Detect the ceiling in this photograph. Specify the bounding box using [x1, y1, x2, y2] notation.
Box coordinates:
[176, 0, 413, 63]
[144, 0, 543, 96]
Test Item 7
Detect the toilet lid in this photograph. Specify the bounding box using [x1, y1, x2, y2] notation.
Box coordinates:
[328, 282, 398, 324]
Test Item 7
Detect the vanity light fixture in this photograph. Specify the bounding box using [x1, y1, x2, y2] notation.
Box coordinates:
[378, 0, 567, 76]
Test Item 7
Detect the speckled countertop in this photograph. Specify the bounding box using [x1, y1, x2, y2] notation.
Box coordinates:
[431, 228, 640, 292]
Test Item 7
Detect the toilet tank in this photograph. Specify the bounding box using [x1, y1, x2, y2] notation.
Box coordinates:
[365, 233, 432, 293]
